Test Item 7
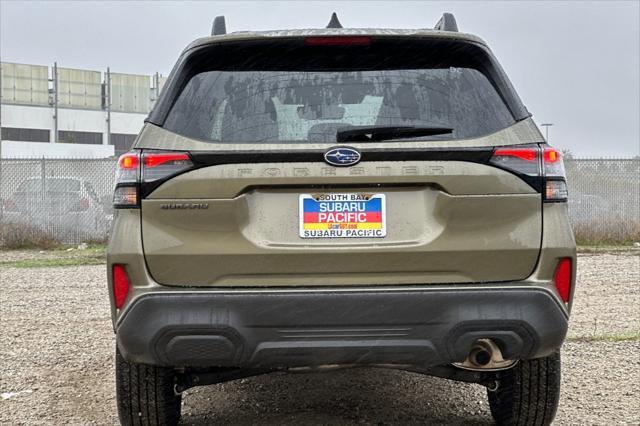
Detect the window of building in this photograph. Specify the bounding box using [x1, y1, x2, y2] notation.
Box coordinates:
[111, 133, 137, 155]
[1, 127, 50, 142]
[58, 130, 103, 145]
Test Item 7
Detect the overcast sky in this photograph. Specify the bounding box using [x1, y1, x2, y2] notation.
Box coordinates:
[1, 0, 638, 156]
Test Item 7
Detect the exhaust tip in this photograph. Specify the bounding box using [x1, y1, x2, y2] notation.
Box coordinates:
[471, 348, 492, 366]
[454, 338, 517, 371]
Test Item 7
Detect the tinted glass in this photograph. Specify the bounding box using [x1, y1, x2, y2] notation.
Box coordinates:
[164, 68, 514, 143]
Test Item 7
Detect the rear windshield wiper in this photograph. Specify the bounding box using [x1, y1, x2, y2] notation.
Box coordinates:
[336, 125, 454, 142]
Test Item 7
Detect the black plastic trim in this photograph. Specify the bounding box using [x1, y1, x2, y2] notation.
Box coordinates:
[139, 146, 544, 198]
[189, 147, 494, 167]
[116, 287, 568, 368]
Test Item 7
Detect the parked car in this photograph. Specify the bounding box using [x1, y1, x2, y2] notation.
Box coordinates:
[568, 191, 613, 222]
[3, 176, 110, 239]
[108, 13, 576, 426]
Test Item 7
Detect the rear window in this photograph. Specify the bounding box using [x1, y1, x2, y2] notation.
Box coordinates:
[157, 38, 524, 144]
[17, 178, 81, 192]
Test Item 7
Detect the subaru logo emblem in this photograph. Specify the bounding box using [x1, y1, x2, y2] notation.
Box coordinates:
[324, 147, 361, 167]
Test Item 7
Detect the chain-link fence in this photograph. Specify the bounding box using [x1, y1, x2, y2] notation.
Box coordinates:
[0, 157, 638, 246]
[565, 158, 639, 243]
[0, 158, 116, 245]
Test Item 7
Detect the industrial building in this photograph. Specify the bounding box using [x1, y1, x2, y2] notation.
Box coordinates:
[0, 62, 165, 158]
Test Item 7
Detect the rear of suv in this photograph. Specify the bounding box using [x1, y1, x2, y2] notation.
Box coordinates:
[108, 13, 575, 426]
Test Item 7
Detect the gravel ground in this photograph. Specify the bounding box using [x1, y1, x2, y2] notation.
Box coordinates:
[0, 251, 638, 425]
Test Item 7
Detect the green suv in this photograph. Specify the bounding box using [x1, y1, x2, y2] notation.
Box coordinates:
[108, 13, 576, 425]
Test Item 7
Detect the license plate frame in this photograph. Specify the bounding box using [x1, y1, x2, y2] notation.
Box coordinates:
[299, 193, 386, 239]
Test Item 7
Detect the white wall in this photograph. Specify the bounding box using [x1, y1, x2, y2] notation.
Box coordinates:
[1, 104, 53, 130]
[1, 140, 114, 158]
[0, 103, 146, 154]
[110, 111, 146, 134]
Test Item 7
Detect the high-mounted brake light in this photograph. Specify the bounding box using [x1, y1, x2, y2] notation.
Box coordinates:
[553, 258, 572, 304]
[305, 36, 371, 46]
[112, 264, 130, 309]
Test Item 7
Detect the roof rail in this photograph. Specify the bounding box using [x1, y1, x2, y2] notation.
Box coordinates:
[212, 16, 227, 36]
[434, 13, 458, 32]
[326, 12, 343, 29]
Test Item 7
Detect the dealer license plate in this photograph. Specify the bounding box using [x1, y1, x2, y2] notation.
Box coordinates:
[299, 193, 386, 239]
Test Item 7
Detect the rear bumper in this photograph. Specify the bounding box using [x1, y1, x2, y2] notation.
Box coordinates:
[116, 287, 568, 368]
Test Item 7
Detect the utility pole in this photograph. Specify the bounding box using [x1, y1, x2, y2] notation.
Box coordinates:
[0, 62, 3, 163]
[0, 62, 3, 158]
[154, 72, 160, 103]
[53, 62, 59, 143]
[106, 67, 111, 147]
[540, 123, 554, 142]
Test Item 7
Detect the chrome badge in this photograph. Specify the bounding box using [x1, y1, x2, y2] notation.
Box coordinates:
[160, 203, 209, 210]
[324, 147, 361, 167]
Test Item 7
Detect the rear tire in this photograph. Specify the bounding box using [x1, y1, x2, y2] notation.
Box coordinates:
[488, 351, 561, 426]
[115, 347, 182, 426]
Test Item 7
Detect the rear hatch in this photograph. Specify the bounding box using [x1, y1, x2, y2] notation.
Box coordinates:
[136, 35, 543, 287]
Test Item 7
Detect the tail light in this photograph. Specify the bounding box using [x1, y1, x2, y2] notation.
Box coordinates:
[3, 199, 16, 212]
[113, 150, 193, 208]
[141, 152, 192, 182]
[542, 148, 568, 201]
[490, 145, 568, 202]
[490, 147, 540, 176]
[553, 258, 573, 304]
[74, 197, 91, 211]
[112, 264, 130, 309]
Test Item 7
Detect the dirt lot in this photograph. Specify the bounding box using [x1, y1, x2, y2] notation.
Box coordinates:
[0, 250, 638, 425]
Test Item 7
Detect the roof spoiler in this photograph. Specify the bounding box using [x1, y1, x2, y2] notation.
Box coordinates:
[212, 15, 226, 36]
[209, 12, 457, 36]
[434, 13, 458, 32]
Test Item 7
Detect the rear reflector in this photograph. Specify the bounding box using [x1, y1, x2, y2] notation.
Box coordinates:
[553, 258, 572, 303]
[112, 264, 130, 309]
[305, 36, 371, 46]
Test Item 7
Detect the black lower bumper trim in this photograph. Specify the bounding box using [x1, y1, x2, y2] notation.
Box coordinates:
[116, 288, 568, 368]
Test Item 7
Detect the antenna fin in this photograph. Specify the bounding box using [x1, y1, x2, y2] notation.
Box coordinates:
[326, 12, 343, 29]
[212, 16, 227, 36]
[434, 13, 458, 32]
